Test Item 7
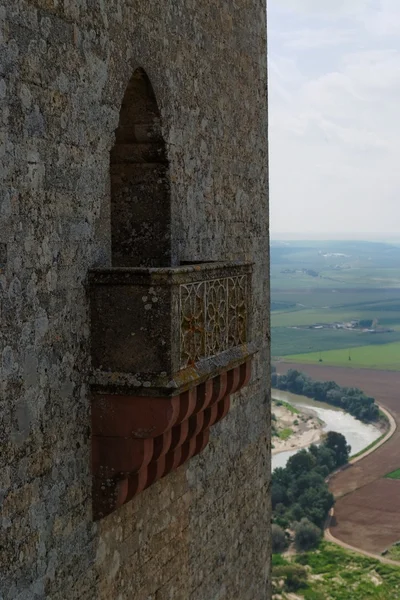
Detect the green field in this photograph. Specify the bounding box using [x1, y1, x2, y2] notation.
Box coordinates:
[271, 240, 400, 365]
[273, 542, 400, 599]
[282, 341, 400, 371]
[385, 468, 400, 479]
[271, 327, 400, 357]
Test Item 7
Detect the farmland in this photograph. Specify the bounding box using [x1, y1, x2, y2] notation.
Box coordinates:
[271, 239, 400, 368]
[278, 363, 400, 555]
[272, 327, 400, 360]
[283, 341, 400, 371]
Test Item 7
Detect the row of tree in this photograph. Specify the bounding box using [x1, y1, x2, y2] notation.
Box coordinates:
[272, 367, 379, 423]
[272, 431, 351, 553]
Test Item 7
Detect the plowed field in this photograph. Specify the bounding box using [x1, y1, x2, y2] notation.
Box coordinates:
[278, 362, 400, 553]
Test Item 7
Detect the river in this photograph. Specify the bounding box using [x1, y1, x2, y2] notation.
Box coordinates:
[271, 389, 382, 471]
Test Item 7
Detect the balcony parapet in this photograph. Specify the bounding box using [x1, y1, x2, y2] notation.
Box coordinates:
[89, 261, 254, 395]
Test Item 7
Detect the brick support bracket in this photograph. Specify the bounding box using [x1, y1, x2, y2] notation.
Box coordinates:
[91, 361, 252, 520]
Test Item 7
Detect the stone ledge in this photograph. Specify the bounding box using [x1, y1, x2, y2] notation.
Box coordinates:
[90, 342, 258, 397]
[89, 260, 253, 286]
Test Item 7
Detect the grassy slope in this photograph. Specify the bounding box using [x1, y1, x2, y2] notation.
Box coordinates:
[272, 542, 400, 599]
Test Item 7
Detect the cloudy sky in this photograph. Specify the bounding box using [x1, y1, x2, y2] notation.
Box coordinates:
[268, 0, 400, 237]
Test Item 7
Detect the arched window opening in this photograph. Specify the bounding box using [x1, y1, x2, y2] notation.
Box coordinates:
[110, 68, 171, 267]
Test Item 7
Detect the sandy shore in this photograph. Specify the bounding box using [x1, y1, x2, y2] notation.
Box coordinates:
[271, 400, 324, 456]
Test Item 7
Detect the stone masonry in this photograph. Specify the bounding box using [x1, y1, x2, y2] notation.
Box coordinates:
[0, 1, 270, 599]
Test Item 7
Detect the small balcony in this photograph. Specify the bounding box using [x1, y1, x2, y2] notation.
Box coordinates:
[90, 261, 254, 393]
[89, 261, 256, 519]
[88, 71, 257, 519]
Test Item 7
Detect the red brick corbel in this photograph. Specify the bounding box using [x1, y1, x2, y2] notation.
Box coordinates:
[92, 361, 252, 519]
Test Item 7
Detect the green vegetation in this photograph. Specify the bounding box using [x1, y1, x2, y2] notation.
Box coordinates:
[278, 427, 293, 441]
[271, 240, 400, 364]
[273, 542, 400, 599]
[385, 468, 400, 480]
[271, 524, 289, 554]
[272, 432, 350, 532]
[272, 367, 380, 422]
[294, 518, 323, 552]
[272, 326, 400, 357]
[284, 341, 400, 371]
[275, 399, 300, 414]
[383, 541, 400, 562]
[272, 563, 308, 594]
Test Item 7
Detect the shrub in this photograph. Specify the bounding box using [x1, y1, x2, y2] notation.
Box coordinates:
[271, 553, 289, 567]
[294, 518, 322, 551]
[272, 564, 308, 592]
[272, 524, 288, 553]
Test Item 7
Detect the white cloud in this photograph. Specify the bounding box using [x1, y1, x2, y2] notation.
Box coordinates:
[278, 28, 354, 50]
[275, 0, 372, 19]
[269, 0, 400, 234]
[362, 0, 400, 36]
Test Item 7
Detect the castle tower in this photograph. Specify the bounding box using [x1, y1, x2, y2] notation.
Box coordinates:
[0, 2, 270, 598]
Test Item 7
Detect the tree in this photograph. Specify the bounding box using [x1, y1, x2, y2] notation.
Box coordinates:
[324, 431, 351, 467]
[298, 486, 334, 527]
[272, 483, 288, 509]
[292, 471, 325, 498]
[302, 380, 314, 397]
[294, 518, 322, 551]
[271, 524, 288, 553]
[326, 389, 343, 407]
[272, 466, 291, 488]
[308, 443, 336, 471]
[273, 369, 379, 423]
[287, 449, 316, 477]
[288, 502, 304, 522]
[293, 375, 305, 394]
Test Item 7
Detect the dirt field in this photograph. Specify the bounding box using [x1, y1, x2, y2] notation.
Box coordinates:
[278, 362, 400, 554]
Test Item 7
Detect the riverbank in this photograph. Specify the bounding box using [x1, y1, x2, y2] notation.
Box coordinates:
[279, 364, 400, 555]
[271, 397, 324, 456]
[349, 404, 395, 465]
[271, 388, 382, 473]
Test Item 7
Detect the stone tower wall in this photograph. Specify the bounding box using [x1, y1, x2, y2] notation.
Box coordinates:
[0, 1, 270, 598]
